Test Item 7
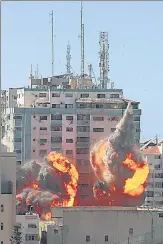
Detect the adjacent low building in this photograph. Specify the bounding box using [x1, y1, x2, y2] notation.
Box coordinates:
[0, 152, 16, 244]
[16, 213, 40, 244]
[47, 206, 163, 244]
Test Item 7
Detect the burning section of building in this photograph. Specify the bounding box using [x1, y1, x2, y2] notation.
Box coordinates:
[16, 152, 79, 220]
[16, 102, 149, 220]
[90, 102, 149, 206]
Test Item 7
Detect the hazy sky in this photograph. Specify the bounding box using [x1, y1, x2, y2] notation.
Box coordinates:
[2, 1, 163, 140]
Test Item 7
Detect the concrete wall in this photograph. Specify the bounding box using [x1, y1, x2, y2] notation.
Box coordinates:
[49, 207, 163, 244]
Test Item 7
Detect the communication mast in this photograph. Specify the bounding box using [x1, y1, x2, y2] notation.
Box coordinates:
[80, 1, 85, 77]
[88, 64, 92, 77]
[66, 42, 71, 74]
[99, 31, 110, 89]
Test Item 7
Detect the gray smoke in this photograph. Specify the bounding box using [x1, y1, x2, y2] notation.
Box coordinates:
[16, 158, 72, 218]
[91, 102, 148, 206]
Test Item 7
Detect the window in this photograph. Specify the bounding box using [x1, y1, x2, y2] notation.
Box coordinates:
[65, 104, 73, 108]
[1, 241, 3, 244]
[15, 127, 21, 131]
[33, 127, 36, 130]
[77, 159, 89, 166]
[77, 126, 90, 132]
[155, 173, 163, 178]
[33, 150, 35, 152]
[105, 235, 109, 242]
[39, 93, 46, 97]
[16, 161, 21, 165]
[54, 229, 59, 234]
[146, 191, 154, 197]
[15, 150, 21, 154]
[40, 116, 47, 121]
[134, 116, 140, 121]
[66, 150, 73, 155]
[33, 139, 36, 141]
[111, 128, 116, 132]
[40, 139, 47, 144]
[129, 228, 133, 236]
[14, 96, 17, 99]
[51, 137, 62, 143]
[86, 235, 90, 242]
[81, 94, 89, 98]
[132, 104, 138, 109]
[65, 93, 73, 97]
[66, 116, 73, 121]
[51, 125, 62, 131]
[66, 139, 73, 143]
[13, 115, 22, 120]
[66, 127, 73, 132]
[1, 205, 4, 212]
[79, 184, 88, 188]
[39, 150, 47, 157]
[52, 104, 60, 108]
[14, 138, 21, 142]
[76, 148, 89, 154]
[28, 224, 37, 228]
[1, 223, 3, 230]
[40, 127, 47, 131]
[110, 94, 119, 98]
[52, 93, 60, 97]
[77, 114, 90, 120]
[93, 116, 104, 121]
[77, 137, 89, 143]
[159, 213, 163, 217]
[51, 114, 62, 120]
[97, 94, 105, 98]
[136, 128, 140, 132]
[96, 104, 103, 109]
[155, 155, 161, 159]
[93, 128, 104, 132]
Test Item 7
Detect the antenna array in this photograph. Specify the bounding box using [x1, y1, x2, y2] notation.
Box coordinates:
[99, 31, 109, 89]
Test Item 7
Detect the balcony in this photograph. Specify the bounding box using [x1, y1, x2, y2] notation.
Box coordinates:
[1, 181, 13, 194]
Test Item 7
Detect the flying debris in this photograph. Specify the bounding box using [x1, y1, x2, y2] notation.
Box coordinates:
[16, 152, 79, 220]
[90, 102, 149, 206]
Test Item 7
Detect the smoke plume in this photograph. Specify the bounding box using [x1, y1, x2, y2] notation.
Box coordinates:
[16, 152, 79, 220]
[90, 102, 149, 206]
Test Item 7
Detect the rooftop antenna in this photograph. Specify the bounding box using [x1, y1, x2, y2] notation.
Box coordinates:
[36, 64, 39, 78]
[50, 10, 54, 77]
[88, 64, 92, 77]
[80, 1, 84, 77]
[30, 64, 33, 88]
[66, 41, 71, 75]
[155, 134, 158, 144]
[99, 31, 110, 89]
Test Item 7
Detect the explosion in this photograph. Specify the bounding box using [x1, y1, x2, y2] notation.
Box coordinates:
[16, 102, 149, 219]
[90, 102, 149, 206]
[16, 152, 79, 220]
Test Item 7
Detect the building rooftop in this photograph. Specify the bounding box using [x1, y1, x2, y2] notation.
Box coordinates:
[142, 145, 160, 155]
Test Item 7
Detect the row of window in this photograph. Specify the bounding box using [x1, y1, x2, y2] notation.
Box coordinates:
[38, 92, 120, 99]
[25, 234, 38, 241]
[147, 182, 163, 188]
[13, 114, 140, 122]
[149, 173, 163, 178]
[146, 191, 163, 197]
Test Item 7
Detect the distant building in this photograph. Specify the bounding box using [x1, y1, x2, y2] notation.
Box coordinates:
[0, 152, 16, 244]
[1, 79, 141, 201]
[141, 140, 163, 207]
[47, 206, 163, 244]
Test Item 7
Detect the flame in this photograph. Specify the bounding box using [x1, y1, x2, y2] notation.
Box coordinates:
[122, 153, 149, 196]
[47, 152, 79, 206]
[16, 151, 79, 221]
